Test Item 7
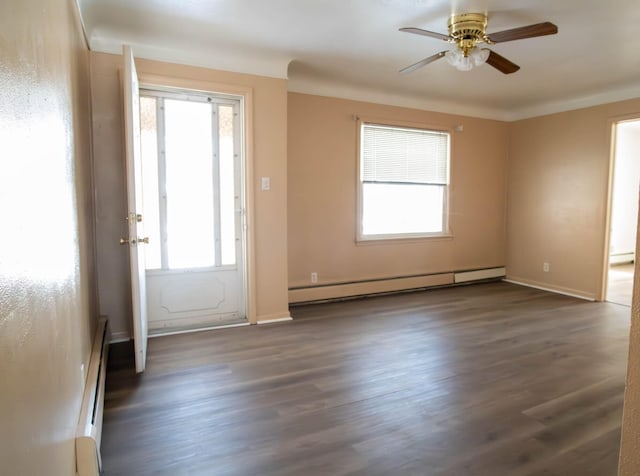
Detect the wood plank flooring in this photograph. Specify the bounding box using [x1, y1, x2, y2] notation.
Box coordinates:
[101, 282, 631, 475]
[607, 263, 634, 306]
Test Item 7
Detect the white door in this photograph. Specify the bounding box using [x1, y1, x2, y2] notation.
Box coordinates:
[122, 46, 148, 373]
[138, 89, 246, 333]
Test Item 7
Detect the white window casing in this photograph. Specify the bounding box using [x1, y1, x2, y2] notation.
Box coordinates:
[358, 121, 451, 241]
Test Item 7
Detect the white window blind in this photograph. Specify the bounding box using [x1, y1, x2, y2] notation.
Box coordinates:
[361, 124, 449, 185]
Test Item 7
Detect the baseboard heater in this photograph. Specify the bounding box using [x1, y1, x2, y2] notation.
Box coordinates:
[76, 317, 110, 476]
[289, 267, 506, 304]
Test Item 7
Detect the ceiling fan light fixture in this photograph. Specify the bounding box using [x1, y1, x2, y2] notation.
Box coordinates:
[399, 12, 557, 75]
[445, 49, 472, 71]
[444, 48, 462, 66]
[445, 46, 488, 71]
[471, 47, 490, 66]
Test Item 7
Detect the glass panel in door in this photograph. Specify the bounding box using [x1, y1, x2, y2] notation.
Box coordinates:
[164, 99, 215, 269]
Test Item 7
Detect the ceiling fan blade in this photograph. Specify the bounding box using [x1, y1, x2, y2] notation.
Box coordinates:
[399, 51, 447, 74]
[399, 27, 451, 42]
[487, 22, 558, 43]
[485, 50, 520, 74]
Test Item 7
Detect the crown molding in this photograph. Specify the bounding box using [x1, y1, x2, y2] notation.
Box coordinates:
[90, 37, 640, 123]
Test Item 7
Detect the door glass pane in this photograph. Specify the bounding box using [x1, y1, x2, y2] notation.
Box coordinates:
[219, 105, 236, 265]
[164, 99, 214, 269]
[139, 96, 161, 270]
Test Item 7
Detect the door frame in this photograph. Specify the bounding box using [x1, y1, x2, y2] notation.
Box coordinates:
[600, 112, 640, 301]
[137, 73, 257, 324]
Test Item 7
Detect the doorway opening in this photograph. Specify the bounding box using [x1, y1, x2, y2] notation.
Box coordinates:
[606, 118, 640, 306]
[139, 88, 247, 334]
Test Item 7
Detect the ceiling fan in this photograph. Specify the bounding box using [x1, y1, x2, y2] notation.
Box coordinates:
[399, 13, 558, 74]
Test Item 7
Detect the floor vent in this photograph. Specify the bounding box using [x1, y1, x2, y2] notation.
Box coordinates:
[76, 317, 110, 476]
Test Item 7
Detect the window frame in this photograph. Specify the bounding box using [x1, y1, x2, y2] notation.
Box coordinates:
[138, 87, 243, 272]
[356, 117, 452, 242]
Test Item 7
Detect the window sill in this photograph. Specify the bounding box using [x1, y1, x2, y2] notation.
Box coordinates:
[356, 233, 454, 245]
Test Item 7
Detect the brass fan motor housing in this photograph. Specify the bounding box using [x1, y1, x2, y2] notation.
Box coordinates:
[447, 13, 493, 56]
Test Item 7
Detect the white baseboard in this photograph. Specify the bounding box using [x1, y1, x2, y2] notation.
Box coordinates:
[503, 278, 596, 301]
[257, 316, 293, 325]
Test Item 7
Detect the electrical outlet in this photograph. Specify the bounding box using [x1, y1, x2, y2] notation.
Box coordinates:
[311, 272, 318, 284]
[543, 262, 550, 272]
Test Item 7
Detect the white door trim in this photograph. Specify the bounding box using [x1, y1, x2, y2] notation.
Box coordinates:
[136, 73, 257, 324]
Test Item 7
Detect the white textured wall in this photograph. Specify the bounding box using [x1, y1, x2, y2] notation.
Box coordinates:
[0, 0, 97, 474]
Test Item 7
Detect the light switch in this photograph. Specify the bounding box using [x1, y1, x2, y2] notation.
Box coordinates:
[261, 177, 270, 191]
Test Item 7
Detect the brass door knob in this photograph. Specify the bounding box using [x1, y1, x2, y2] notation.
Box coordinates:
[119, 238, 129, 245]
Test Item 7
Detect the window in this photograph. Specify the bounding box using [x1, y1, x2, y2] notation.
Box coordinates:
[358, 121, 450, 240]
[139, 89, 241, 270]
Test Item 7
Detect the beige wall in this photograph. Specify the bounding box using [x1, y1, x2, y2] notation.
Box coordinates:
[91, 52, 289, 335]
[507, 100, 640, 474]
[1, 0, 638, 470]
[620, 239, 640, 473]
[287, 93, 508, 300]
[506, 99, 640, 299]
[0, 0, 97, 474]
[619, 120, 640, 474]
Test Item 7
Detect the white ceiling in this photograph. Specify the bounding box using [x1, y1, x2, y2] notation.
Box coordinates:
[77, 0, 640, 121]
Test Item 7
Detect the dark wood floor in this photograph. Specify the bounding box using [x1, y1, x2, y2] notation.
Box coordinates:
[607, 263, 634, 306]
[101, 282, 631, 476]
